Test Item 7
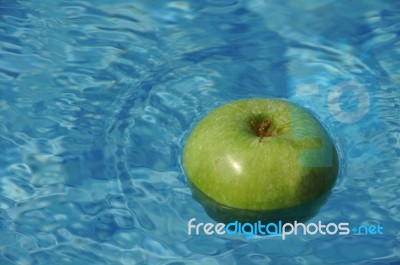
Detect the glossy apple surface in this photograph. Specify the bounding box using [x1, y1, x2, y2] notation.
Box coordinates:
[183, 99, 338, 221]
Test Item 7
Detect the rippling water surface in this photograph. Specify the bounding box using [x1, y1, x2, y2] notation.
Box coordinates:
[0, 0, 399, 264]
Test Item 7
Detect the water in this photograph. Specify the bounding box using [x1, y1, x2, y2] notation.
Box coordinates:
[0, 0, 399, 264]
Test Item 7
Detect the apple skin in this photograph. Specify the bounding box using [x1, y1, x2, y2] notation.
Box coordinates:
[183, 99, 338, 222]
[188, 178, 332, 224]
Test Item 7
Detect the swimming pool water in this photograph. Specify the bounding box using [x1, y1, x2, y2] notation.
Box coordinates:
[0, 0, 399, 264]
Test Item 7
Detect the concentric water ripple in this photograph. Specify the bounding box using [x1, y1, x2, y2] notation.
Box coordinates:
[0, 0, 399, 264]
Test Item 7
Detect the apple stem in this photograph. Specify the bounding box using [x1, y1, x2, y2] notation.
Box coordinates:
[258, 120, 271, 143]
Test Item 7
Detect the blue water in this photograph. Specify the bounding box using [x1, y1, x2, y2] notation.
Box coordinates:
[0, 0, 399, 264]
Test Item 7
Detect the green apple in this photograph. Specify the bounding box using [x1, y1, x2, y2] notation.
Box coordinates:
[183, 98, 338, 223]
